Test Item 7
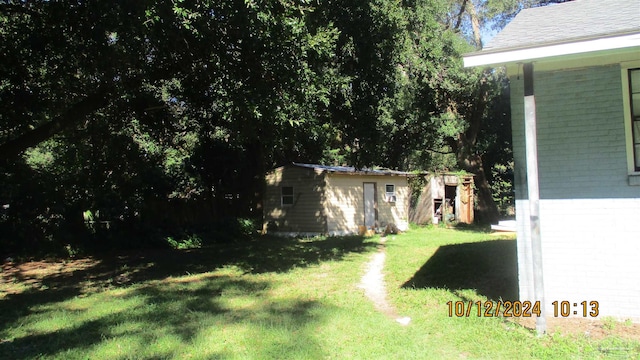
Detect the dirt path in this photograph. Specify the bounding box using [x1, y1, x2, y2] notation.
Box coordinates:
[358, 237, 411, 325]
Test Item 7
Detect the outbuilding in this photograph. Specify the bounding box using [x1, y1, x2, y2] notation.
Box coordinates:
[409, 173, 474, 225]
[263, 163, 410, 236]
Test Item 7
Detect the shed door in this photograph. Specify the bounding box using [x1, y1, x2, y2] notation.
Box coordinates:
[364, 182, 376, 228]
[458, 181, 474, 224]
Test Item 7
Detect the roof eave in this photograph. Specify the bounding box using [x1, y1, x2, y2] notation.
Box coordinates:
[463, 32, 640, 68]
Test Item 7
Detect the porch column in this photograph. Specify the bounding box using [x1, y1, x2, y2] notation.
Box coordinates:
[523, 62, 546, 335]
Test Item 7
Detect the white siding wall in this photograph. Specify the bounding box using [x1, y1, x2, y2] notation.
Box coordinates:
[263, 166, 327, 234]
[324, 174, 362, 235]
[324, 174, 409, 235]
[511, 64, 640, 320]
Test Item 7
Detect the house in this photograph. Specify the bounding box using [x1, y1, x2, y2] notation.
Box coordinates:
[464, 0, 640, 323]
[263, 163, 411, 236]
[409, 173, 474, 225]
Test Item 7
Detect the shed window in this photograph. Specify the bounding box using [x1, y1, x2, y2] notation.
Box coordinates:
[281, 186, 294, 206]
[629, 68, 640, 171]
[385, 184, 396, 202]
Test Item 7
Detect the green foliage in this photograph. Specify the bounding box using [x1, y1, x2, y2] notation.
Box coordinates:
[0, 0, 339, 254]
[210, 217, 259, 242]
[490, 161, 515, 216]
[161, 218, 259, 250]
[165, 234, 202, 250]
[63, 243, 82, 258]
[0, 0, 527, 253]
[408, 175, 429, 209]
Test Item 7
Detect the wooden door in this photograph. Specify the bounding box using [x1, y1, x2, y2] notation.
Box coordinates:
[458, 181, 474, 224]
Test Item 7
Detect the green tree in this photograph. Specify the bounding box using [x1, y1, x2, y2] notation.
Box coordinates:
[407, 0, 568, 222]
[0, 0, 567, 253]
[307, 0, 513, 221]
[0, 0, 341, 252]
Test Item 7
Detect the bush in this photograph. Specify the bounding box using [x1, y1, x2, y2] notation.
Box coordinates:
[165, 234, 203, 249]
[209, 217, 258, 243]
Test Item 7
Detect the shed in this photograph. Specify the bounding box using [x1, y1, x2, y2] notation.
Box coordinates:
[409, 173, 474, 225]
[263, 163, 411, 236]
[464, 0, 640, 323]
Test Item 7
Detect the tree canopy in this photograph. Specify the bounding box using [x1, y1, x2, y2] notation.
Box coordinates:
[0, 0, 558, 255]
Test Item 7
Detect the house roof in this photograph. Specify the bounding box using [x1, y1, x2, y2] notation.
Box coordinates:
[291, 162, 412, 176]
[464, 0, 640, 67]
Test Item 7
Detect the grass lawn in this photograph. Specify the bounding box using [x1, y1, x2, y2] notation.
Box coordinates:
[1, 226, 639, 359]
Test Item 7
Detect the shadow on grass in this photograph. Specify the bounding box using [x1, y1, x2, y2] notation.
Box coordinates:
[402, 239, 518, 301]
[0, 273, 327, 359]
[0, 234, 375, 358]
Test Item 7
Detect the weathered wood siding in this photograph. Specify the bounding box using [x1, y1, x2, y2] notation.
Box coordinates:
[324, 174, 409, 234]
[511, 64, 640, 320]
[456, 178, 474, 224]
[409, 175, 474, 225]
[263, 166, 326, 233]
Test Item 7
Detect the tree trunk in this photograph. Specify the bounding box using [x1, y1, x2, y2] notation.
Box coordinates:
[452, 0, 483, 50]
[0, 89, 112, 163]
[451, 71, 500, 224]
[465, 0, 483, 49]
[245, 139, 265, 220]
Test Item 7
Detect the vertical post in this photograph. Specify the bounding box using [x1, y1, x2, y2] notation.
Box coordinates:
[442, 174, 447, 226]
[523, 62, 546, 336]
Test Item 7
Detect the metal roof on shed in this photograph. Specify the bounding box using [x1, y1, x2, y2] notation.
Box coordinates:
[291, 163, 412, 176]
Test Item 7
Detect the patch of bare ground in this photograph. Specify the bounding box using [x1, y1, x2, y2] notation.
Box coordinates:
[1, 236, 377, 299]
[1, 257, 121, 297]
[0, 247, 228, 297]
[357, 237, 410, 325]
[512, 317, 640, 341]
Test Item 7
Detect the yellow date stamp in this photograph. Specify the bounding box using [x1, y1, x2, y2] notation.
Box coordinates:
[447, 300, 600, 318]
[447, 300, 542, 317]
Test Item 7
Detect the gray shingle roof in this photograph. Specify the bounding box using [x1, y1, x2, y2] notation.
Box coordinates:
[485, 0, 640, 52]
